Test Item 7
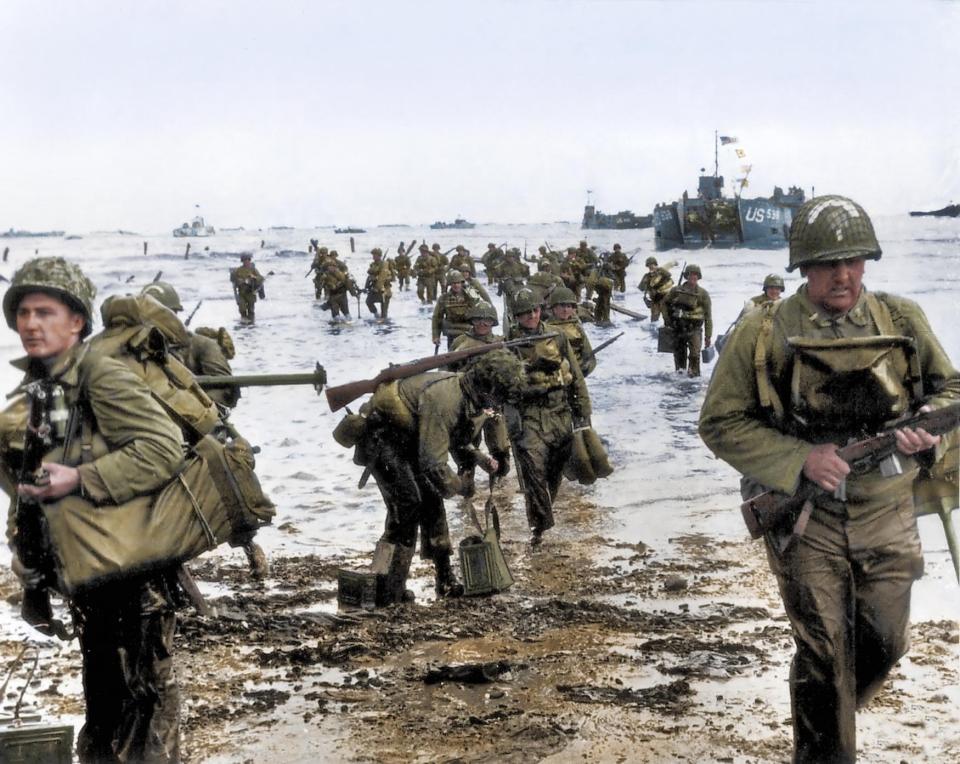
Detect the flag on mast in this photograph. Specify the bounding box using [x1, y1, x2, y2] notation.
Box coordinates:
[719, 136, 738, 145]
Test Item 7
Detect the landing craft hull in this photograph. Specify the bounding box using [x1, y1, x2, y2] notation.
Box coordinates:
[654, 196, 798, 251]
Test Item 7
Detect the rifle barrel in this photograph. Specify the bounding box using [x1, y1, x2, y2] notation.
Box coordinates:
[196, 364, 326, 393]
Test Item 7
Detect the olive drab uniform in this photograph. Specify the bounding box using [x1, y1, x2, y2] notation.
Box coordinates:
[546, 317, 597, 377]
[321, 266, 361, 320]
[414, 248, 437, 303]
[450, 249, 476, 277]
[1, 344, 186, 763]
[394, 249, 412, 290]
[497, 256, 530, 319]
[586, 261, 616, 324]
[559, 252, 584, 299]
[663, 282, 712, 376]
[462, 276, 492, 305]
[639, 266, 674, 321]
[365, 254, 394, 319]
[360, 372, 502, 597]
[432, 289, 475, 349]
[230, 260, 265, 321]
[526, 271, 564, 316]
[700, 286, 960, 763]
[432, 247, 449, 293]
[608, 247, 629, 292]
[577, 245, 599, 300]
[177, 329, 241, 410]
[481, 245, 504, 285]
[506, 322, 591, 538]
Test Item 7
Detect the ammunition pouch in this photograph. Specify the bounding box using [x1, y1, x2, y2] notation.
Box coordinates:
[40, 434, 275, 594]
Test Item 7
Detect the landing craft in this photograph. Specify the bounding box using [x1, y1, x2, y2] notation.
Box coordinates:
[652, 134, 805, 251]
[430, 218, 476, 230]
[173, 216, 215, 237]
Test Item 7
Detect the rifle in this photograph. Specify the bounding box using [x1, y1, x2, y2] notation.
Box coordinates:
[325, 333, 559, 412]
[195, 363, 327, 395]
[581, 332, 624, 364]
[740, 403, 960, 546]
[609, 303, 647, 320]
[153, 270, 163, 283]
[184, 300, 203, 327]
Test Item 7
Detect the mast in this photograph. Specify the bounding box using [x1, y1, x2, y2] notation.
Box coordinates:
[714, 130, 719, 177]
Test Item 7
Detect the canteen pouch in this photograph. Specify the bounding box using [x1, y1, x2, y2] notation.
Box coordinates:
[582, 427, 614, 479]
[563, 428, 597, 485]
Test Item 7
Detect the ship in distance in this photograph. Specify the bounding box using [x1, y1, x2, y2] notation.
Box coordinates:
[582, 205, 653, 230]
[430, 217, 476, 230]
[173, 216, 215, 237]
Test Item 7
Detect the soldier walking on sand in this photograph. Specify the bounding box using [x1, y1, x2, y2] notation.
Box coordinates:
[699, 195, 960, 764]
[506, 289, 591, 546]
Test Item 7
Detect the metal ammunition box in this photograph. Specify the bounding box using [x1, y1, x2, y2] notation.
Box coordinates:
[459, 535, 514, 596]
[336, 569, 387, 609]
[657, 326, 676, 353]
[0, 719, 74, 764]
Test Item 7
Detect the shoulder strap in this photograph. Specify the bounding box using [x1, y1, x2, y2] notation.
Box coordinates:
[753, 300, 786, 424]
[868, 291, 925, 405]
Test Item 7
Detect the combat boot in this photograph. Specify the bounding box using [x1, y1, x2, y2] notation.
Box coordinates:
[434, 554, 464, 598]
[373, 539, 415, 604]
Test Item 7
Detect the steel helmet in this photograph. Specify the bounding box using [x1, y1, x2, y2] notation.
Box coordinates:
[512, 289, 539, 316]
[645, 256, 658, 267]
[547, 286, 578, 307]
[140, 281, 183, 312]
[467, 300, 499, 325]
[788, 195, 881, 272]
[371, 247, 383, 257]
[683, 264, 702, 278]
[4, 256, 97, 337]
[762, 274, 785, 290]
[446, 270, 465, 284]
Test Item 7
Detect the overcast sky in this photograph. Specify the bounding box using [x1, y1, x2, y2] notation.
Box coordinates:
[2, 0, 958, 232]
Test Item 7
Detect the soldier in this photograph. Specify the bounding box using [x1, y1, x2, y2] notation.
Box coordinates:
[481, 242, 504, 285]
[230, 253, 265, 322]
[364, 247, 394, 320]
[638, 256, 674, 322]
[586, 257, 616, 324]
[458, 262, 493, 304]
[559, 247, 584, 300]
[608, 243, 630, 293]
[449, 244, 476, 277]
[431, 243, 449, 293]
[432, 271, 475, 351]
[699, 195, 959, 764]
[358, 351, 523, 600]
[577, 240, 599, 301]
[449, 302, 512, 494]
[545, 286, 596, 377]
[394, 243, 412, 291]
[0, 257, 185, 762]
[497, 249, 530, 319]
[320, 262, 362, 321]
[414, 244, 436, 303]
[663, 264, 712, 377]
[140, 281, 241, 411]
[308, 245, 330, 299]
[526, 269, 564, 318]
[749, 273, 785, 307]
[506, 289, 592, 545]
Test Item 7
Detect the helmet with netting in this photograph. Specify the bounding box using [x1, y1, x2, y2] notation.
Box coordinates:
[4, 256, 97, 337]
[464, 349, 525, 405]
[446, 270, 465, 284]
[788, 195, 881, 272]
[467, 301, 499, 325]
[512, 289, 539, 316]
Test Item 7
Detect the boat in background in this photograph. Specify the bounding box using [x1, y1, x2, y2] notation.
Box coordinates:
[173, 216, 215, 237]
[334, 226, 366, 234]
[909, 203, 959, 218]
[1, 228, 64, 238]
[653, 133, 805, 251]
[582, 205, 652, 230]
[430, 217, 476, 230]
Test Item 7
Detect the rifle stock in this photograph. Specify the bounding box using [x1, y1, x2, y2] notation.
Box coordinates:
[325, 334, 559, 412]
[740, 403, 960, 539]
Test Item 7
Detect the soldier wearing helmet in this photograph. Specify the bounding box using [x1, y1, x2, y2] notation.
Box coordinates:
[700, 195, 960, 764]
[545, 286, 596, 377]
[449, 244, 476, 278]
[1, 257, 185, 761]
[229, 253, 265, 322]
[431, 270, 475, 350]
[457, 261, 492, 304]
[748, 273, 786, 307]
[506, 288, 592, 545]
[140, 282, 240, 410]
[607, 243, 630, 293]
[481, 242, 505, 286]
[496, 249, 530, 319]
[393, 242, 412, 291]
[663, 264, 712, 377]
[414, 243, 437, 303]
[638, 256, 674, 322]
[365, 248, 394, 320]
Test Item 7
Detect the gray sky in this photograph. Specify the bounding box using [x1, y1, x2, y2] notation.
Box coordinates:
[2, 0, 957, 232]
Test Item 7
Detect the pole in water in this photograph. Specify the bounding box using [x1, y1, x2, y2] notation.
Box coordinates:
[261, 239, 265, 248]
[143, 241, 148, 256]
[185, 242, 191, 259]
[350, 236, 355, 253]
[2, 247, 8, 262]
